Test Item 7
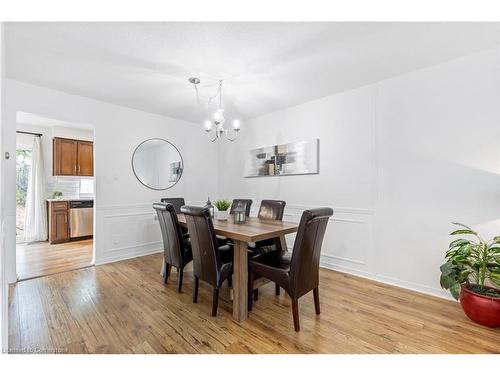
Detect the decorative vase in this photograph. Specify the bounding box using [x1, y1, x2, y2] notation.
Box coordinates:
[459, 284, 500, 328]
[215, 210, 228, 221]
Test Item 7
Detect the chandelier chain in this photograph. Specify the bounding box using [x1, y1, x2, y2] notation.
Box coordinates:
[188, 77, 240, 142]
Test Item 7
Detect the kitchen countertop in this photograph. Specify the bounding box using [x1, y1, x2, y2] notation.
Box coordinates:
[46, 198, 94, 202]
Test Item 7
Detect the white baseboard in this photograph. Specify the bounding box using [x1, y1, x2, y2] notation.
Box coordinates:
[320, 256, 453, 301]
[95, 247, 163, 266]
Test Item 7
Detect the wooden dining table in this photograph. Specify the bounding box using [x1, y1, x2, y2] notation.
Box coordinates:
[176, 213, 299, 322]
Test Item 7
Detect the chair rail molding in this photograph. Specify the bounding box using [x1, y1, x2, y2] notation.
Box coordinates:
[252, 203, 375, 270]
[94, 201, 206, 265]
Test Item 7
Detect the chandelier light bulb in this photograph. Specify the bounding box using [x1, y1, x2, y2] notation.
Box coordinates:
[213, 109, 225, 123]
[204, 120, 213, 132]
[232, 119, 241, 131]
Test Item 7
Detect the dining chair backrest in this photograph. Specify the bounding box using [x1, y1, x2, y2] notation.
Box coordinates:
[229, 199, 253, 216]
[153, 202, 185, 268]
[180, 205, 221, 286]
[258, 200, 286, 220]
[160, 197, 186, 214]
[289, 207, 333, 299]
[254, 200, 287, 249]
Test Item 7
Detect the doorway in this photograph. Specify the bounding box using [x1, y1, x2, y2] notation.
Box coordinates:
[15, 112, 95, 281]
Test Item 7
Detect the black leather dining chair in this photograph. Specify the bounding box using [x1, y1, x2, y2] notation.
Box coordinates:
[181, 205, 233, 317]
[248, 200, 286, 298]
[217, 198, 254, 248]
[248, 207, 333, 331]
[249, 200, 287, 258]
[153, 202, 193, 293]
[161, 197, 189, 236]
[160, 197, 185, 214]
[229, 199, 253, 216]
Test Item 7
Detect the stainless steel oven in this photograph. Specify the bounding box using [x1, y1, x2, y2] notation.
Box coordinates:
[69, 200, 93, 238]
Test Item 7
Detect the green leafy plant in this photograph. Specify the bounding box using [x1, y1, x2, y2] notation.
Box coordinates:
[440, 223, 500, 300]
[214, 199, 232, 211]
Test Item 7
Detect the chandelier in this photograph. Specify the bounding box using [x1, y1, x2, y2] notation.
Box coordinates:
[189, 77, 241, 142]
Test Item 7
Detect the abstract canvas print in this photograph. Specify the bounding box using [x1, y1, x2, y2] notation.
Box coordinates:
[244, 139, 319, 177]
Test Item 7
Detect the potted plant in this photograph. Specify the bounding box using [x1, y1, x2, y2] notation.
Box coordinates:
[213, 199, 232, 221]
[440, 222, 500, 327]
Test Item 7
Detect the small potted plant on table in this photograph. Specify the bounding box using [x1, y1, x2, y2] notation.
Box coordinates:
[213, 199, 232, 221]
[440, 222, 500, 328]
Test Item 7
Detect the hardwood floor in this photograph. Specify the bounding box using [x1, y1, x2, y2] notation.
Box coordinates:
[8, 253, 500, 354]
[16, 239, 93, 281]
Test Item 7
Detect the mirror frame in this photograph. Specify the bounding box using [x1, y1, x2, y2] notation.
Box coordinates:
[131, 138, 184, 191]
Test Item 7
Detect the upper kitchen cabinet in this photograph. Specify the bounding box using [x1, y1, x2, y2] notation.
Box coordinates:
[77, 140, 94, 176]
[53, 137, 94, 176]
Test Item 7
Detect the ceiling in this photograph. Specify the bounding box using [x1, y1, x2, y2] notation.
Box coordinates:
[5, 22, 500, 124]
[16, 111, 94, 130]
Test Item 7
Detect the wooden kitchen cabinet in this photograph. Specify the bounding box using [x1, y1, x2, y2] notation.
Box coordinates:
[77, 140, 94, 176]
[53, 137, 94, 176]
[48, 201, 69, 244]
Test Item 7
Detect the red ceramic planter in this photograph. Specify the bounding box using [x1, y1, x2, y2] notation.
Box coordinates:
[459, 284, 500, 328]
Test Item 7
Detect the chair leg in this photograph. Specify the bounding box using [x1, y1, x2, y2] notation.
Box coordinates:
[193, 276, 199, 303]
[313, 287, 320, 315]
[291, 298, 300, 332]
[177, 268, 184, 293]
[253, 289, 259, 301]
[212, 287, 220, 317]
[164, 263, 171, 284]
[275, 283, 280, 296]
[248, 272, 254, 311]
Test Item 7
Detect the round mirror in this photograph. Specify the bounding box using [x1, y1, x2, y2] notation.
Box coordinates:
[131, 138, 184, 190]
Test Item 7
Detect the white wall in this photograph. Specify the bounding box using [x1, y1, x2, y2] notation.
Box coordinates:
[218, 46, 500, 299]
[4, 79, 218, 282]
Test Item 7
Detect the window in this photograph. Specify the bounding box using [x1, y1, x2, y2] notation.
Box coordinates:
[79, 178, 94, 195]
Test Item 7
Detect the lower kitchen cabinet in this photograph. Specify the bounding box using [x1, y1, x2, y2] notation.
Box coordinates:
[48, 201, 69, 244]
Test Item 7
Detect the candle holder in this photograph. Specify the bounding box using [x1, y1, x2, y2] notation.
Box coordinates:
[233, 205, 247, 224]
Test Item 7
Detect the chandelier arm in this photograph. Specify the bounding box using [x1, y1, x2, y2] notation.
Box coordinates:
[209, 131, 218, 142]
[224, 129, 238, 142]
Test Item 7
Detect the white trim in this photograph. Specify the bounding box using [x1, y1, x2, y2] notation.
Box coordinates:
[321, 253, 366, 266]
[332, 217, 366, 224]
[97, 202, 375, 216]
[283, 204, 374, 216]
[97, 201, 206, 211]
[103, 211, 155, 219]
[95, 247, 163, 266]
[102, 240, 162, 254]
[320, 256, 453, 301]
[98, 203, 156, 211]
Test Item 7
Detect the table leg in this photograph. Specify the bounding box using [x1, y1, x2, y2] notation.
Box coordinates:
[232, 239, 248, 322]
[160, 257, 165, 276]
[275, 235, 288, 254]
